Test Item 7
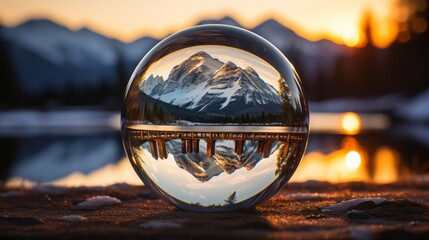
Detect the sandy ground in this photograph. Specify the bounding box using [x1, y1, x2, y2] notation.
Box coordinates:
[1, 181, 429, 239]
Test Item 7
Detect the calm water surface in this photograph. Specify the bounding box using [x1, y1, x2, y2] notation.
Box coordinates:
[1, 114, 428, 185]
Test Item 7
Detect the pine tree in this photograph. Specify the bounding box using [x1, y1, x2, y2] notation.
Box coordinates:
[224, 191, 237, 205]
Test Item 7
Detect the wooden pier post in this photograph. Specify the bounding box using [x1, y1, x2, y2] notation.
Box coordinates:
[235, 140, 244, 155]
[206, 140, 216, 157]
[186, 139, 192, 153]
[263, 140, 274, 158]
[192, 140, 199, 153]
[148, 140, 158, 160]
[181, 139, 186, 154]
[155, 139, 167, 159]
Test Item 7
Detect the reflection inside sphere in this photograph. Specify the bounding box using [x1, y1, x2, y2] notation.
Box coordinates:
[122, 29, 308, 212]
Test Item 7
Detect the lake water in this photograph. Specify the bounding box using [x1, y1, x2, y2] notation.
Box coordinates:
[1, 111, 428, 186]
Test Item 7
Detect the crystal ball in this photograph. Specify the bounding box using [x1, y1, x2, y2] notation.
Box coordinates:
[121, 25, 309, 211]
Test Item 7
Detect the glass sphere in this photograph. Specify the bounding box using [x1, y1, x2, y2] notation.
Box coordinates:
[121, 25, 309, 212]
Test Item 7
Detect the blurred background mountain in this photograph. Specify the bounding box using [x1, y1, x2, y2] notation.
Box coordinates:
[1, 0, 429, 186]
[0, 0, 428, 121]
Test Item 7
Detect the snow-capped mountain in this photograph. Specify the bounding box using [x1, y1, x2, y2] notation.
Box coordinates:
[0, 19, 157, 96]
[201, 17, 349, 78]
[0, 19, 121, 95]
[141, 51, 282, 113]
[0, 17, 347, 99]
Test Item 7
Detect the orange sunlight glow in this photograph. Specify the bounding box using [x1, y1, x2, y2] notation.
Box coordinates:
[343, 30, 361, 47]
[373, 147, 399, 183]
[341, 112, 361, 135]
[345, 150, 362, 170]
[291, 149, 368, 183]
[291, 136, 368, 182]
[0, 0, 398, 48]
[6, 139, 402, 187]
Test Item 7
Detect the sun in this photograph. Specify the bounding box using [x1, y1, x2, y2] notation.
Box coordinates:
[342, 29, 360, 47]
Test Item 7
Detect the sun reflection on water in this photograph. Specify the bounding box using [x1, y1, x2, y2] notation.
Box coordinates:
[345, 151, 361, 170]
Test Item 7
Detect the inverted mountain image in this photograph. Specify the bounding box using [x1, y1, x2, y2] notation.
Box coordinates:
[137, 139, 281, 182]
[140, 51, 282, 114]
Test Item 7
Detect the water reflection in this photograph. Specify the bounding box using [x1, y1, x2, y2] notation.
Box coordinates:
[122, 124, 306, 208]
[291, 135, 406, 183]
[3, 113, 429, 187]
[373, 147, 400, 183]
[291, 136, 369, 182]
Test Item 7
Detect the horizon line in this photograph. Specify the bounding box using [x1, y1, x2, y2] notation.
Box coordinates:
[1, 16, 358, 48]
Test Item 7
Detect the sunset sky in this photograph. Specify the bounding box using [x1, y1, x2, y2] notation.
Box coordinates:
[0, 0, 398, 48]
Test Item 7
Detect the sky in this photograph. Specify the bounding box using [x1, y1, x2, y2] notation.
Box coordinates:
[144, 45, 281, 89]
[0, 0, 398, 47]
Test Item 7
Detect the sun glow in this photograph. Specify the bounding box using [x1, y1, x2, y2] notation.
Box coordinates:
[345, 150, 362, 170]
[341, 112, 361, 135]
[342, 29, 361, 47]
[0, 0, 398, 48]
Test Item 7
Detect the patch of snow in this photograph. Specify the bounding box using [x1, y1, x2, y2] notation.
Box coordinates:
[58, 215, 87, 222]
[0, 110, 120, 136]
[139, 220, 182, 229]
[219, 80, 241, 109]
[74, 195, 121, 210]
[322, 197, 387, 214]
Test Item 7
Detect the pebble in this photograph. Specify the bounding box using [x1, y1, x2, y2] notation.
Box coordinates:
[58, 215, 87, 222]
[73, 195, 121, 210]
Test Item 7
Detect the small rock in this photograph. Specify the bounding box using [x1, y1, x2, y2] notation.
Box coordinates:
[322, 197, 386, 214]
[73, 195, 121, 210]
[58, 215, 87, 222]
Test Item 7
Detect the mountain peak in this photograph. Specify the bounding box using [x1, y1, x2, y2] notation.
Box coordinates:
[190, 51, 212, 59]
[221, 61, 238, 70]
[197, 16, 242, 28]
[245, 66, 259, 76]
[17, 18, 68, 31]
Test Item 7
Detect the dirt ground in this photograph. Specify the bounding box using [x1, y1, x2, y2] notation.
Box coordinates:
[1, 181, 429, 239]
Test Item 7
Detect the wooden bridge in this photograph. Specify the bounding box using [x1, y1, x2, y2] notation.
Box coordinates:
[125, 124, 307, 159]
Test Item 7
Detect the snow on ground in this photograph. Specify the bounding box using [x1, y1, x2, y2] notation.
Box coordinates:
[58, 215, 87, 222]
[0, 110, 120, 136]
[74, 195, 121, 210]
[322, 197, 387, 214]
